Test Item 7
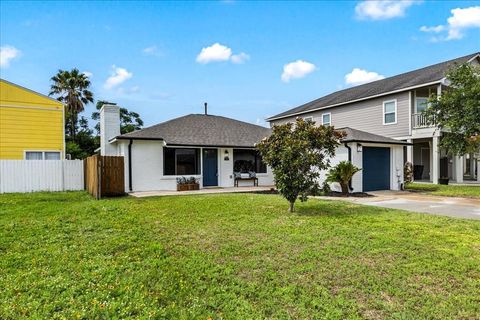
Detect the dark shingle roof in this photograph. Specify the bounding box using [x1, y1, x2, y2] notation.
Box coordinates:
[338, 127, 411, 145]
[268, 52, 479, 120]
[116, 114, 271, 148]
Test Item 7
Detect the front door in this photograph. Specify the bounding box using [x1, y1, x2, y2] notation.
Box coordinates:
[202, 149, 218, 187]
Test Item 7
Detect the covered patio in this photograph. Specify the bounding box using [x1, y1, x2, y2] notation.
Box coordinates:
[407, 135, 479, 184]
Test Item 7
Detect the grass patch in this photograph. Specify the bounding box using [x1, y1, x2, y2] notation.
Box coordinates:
[1, 192, 479, 319]
[405, 182, 480, 199]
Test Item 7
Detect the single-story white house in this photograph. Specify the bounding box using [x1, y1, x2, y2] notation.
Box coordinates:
[100, 104, 410, 193]
[99, 104, 274, 192]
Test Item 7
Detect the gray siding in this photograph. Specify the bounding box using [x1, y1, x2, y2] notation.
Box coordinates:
[272, 91, 411, 138]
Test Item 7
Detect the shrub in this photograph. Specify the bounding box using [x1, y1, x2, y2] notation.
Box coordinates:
[325, 161, 361, 195]
[404, 162, 413, 185]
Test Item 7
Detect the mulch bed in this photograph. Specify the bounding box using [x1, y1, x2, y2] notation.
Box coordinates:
[322, 191, 373, 198]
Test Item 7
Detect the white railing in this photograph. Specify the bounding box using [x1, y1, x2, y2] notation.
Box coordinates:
[412, 113, 436, 129]
[0, 160, 84, 193]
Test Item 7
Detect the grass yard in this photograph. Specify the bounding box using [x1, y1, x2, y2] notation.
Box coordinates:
[405, 182, 480, 199]
[1, 192, 479, 319]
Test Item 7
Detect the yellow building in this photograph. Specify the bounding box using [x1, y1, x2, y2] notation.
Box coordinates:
[0, 79, 65, 159]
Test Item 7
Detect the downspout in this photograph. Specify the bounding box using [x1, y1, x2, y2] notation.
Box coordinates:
[128, 139, 133, 192]
[344, 143, 353, 191]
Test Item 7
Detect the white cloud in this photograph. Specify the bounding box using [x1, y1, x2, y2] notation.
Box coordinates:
[142, 45, 163, 57]
[231, 52, 250, 64]
[0, 45, 21, 68]
[143, 46, 157, 54]
[196, 43, 232, 64]
[196, 43, 250, 64]
[419, 25, 446, 33]
[117, 85, 140, 95]
[281, 60, 316, 83]
[447, 6, 480, 39]
[104, 66, 133, 89]
[355, 0, 419, 20]
[345, 68, 385, 86]
[82, 71, 93, 78]
[420, 6, 480, 41]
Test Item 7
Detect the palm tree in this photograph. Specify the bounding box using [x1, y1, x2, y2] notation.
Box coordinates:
[49, 69, 93, 142]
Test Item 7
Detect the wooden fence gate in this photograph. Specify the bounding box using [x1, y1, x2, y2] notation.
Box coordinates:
[84, 155, 125, 199]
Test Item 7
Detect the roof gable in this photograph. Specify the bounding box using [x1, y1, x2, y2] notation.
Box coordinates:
[268, 52, 479, 121]
[0, 79, 63, 108]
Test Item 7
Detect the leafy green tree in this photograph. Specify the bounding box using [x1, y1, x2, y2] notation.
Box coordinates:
[92, 100, 144, 135]
[65, 117, 98, 159]
[425, 63, 480, 155]
[49, 69, 94, 142]
[325, 161, 361, 195]
[257, 118, 344, 212]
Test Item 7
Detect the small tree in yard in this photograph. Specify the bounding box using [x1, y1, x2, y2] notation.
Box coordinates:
[257, 118, 344, 212]
[325, 161, 361, 195]
[424, 63, 480, 155]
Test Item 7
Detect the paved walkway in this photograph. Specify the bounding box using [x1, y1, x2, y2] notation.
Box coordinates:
[130, 186, 275, 198]
[321, 191, 480, 220]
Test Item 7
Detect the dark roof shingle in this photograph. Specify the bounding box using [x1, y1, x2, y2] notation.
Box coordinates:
[116, 114, 271, 148]
[338, 127, 411, 145]
[268, 52, 479, 120]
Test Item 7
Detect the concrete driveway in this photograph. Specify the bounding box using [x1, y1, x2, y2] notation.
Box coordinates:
[322, 191, 480, 220]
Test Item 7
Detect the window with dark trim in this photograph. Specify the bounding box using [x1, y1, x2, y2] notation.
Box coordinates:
[163, 148, 200, 175]
[233, 149, 267, 173]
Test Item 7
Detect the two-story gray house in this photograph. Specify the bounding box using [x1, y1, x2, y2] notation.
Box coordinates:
[267, 52, 480, 191]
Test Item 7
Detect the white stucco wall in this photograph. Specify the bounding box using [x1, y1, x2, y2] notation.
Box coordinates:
[218, 148, 234, 187]
[114, 139, 402, 193]
[100, 105, 121, 156]
[315, 142, 404, 193]
[113, 141, 273, 192]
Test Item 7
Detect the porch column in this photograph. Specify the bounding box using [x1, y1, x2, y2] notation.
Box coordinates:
[406, 139, 413, 181]
[454, 155, 464, 183]
[477, 158, 480, 183]
[470, 155, 476, 177]
[432, 135, 440, 184]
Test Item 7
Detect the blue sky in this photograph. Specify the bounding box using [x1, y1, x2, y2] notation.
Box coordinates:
[1, 1, 479, 127]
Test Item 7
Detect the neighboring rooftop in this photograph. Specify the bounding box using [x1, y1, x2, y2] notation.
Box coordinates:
[338, 127, 411, 145]
[268, 52, 480, 121]
[115, 114, 271, 148]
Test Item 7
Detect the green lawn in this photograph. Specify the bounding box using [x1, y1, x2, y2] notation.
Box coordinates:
[1, 192, 479, 319]
[405, 182, 480, 199]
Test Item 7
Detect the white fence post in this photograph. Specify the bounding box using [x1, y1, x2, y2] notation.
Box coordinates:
[0, 160, 84, 193]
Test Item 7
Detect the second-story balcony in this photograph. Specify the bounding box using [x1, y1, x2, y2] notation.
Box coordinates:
[412, 113, 436, 129]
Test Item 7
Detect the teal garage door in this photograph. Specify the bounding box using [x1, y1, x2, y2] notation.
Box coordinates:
[362, 147, 390, 192]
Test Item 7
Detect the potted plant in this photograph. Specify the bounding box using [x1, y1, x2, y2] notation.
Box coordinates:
[176, 176, 200, 191]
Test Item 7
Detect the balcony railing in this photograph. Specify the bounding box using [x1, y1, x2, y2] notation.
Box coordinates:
[412, 113, 436, 129]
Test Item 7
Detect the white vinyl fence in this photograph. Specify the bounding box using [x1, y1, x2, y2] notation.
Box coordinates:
[0, 160, 84, 193]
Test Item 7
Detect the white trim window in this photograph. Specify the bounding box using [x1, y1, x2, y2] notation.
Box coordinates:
[383, 100, 397, 125]
[25, 151, 61, 160]
[322, 113, 331, 126]
[303, 116, 313, 122]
